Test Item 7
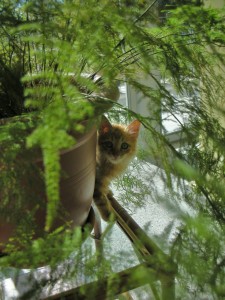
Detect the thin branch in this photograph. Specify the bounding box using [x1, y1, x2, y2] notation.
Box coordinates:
[134, 0, 159, 24]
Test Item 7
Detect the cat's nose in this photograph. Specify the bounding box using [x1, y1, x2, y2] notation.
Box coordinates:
[112, 154, 118, 159]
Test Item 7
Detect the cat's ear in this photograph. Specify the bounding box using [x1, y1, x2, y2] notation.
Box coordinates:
[127, 120, 141, 137]
[99, 116, 112, 134]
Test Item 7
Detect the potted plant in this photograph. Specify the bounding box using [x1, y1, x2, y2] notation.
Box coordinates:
[0, 1, 225, 299]
[0, 0, 122, 265]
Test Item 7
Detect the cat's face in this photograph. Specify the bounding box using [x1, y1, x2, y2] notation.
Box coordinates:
[98, 117, 141, 164]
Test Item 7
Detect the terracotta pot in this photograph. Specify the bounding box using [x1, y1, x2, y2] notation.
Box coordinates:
[0, 125, 97, 251]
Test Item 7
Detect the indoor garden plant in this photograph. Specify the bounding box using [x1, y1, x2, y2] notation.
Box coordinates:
[0, 0, 225, 299]
[0, 0, 122, 256]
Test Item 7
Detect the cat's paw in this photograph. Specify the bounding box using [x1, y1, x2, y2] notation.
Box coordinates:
[107, 189, 114, 200]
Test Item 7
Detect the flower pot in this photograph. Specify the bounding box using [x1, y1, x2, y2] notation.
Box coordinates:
[0, 124, 97, 252]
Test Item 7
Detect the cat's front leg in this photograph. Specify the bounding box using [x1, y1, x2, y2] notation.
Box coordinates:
[107, 189, 114, 200]
[93, 189, 112, 221]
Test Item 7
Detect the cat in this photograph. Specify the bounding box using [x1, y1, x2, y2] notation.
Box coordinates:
[94, 116, 141, 221]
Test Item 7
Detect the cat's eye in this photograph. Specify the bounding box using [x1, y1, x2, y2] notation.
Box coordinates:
[121, 142, 129, 150]
[104, 141, 113, 149]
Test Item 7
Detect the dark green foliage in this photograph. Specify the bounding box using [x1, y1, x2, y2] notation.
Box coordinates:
[0, 0, 225, 299]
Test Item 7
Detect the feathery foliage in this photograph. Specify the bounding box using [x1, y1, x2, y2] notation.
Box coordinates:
[0, 0, 225, 299]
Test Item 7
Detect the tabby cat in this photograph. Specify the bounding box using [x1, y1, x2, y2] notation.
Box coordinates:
[94, 116, 141, 221]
